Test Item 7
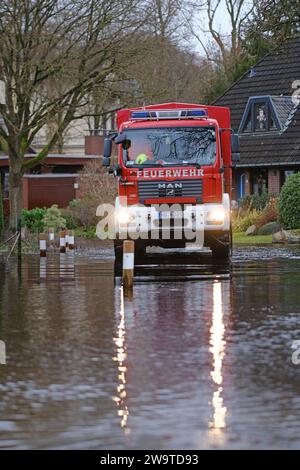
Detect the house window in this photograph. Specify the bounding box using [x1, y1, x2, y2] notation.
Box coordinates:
[239, 96, 281, 134]
[255, 103, 267, 131]
[251, 169, 268, 195]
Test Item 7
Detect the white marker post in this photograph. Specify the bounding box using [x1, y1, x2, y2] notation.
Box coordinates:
[0, 340, 6, 365]
[59, 230, 66, 253]
[65, 229, 69, 248]
[122, 240, 134, 289]
[48, 227, 55, 246]
[68, 230, 75, 250]
[39, 233, 47, 257]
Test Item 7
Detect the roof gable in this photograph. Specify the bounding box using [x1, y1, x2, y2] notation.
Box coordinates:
[214, 38, 300, 166]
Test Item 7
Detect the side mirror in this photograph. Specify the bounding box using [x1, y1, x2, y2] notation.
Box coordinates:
[103, 137, 112, 167]
[114, 133, 127, 145]
[231, 133, 240, 153]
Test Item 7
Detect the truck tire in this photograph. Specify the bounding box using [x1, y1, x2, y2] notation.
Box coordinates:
[135, 240, 146, 261]
[211, 242, 230, 261]
[210, 229, 231, 262]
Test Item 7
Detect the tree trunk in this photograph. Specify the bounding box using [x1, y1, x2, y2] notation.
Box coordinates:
[9, 163, 23, 231]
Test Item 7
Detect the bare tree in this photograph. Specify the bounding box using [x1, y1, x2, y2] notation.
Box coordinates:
[189, 0, 255, 79]
[0, 0, 146, 229]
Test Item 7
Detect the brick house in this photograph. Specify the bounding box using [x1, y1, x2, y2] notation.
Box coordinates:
[0, 112, 114, 213]
[214, 37, 300, 201]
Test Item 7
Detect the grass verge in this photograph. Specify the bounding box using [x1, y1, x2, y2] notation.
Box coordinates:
[233, 232, 273, 245]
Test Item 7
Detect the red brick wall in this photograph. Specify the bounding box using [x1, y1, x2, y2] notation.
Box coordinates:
[268, 169, 280, 195]
[244, 170, 251, 195]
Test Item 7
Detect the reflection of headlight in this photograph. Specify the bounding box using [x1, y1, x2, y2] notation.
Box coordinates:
[206, 208, 226, 224]
[117, 207, 131, 224]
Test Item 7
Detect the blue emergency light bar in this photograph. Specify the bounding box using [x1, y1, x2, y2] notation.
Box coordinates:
[130, 109, 207, 120]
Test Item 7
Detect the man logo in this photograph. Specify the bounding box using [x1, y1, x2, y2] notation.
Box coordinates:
[0, 340, 6, 365]
[158, 182, 182, 197]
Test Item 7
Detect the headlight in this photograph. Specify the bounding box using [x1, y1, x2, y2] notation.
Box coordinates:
[206, 207, 226, 225]
[117, 207, 132, 225]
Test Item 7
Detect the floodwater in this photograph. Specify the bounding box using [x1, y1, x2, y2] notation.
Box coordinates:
[1, 245, 300, 449]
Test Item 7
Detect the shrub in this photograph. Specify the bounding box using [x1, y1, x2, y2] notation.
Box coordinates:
[42, 205, 66, 231]
[77, 160, 118, 205]
[67, 161, 118, 229]
[250, 191, 269, 211]
[239, 191, 269, 213]
[279, 173, 300, 229]
[21, 207, 46, 233]
[232, 209, 262, 233]
[74, 227, 97, 239]
[255, 197, 279, 228]
[61, 208, 80, 229]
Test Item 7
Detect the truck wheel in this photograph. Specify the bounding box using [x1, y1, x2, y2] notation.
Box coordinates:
[210, 230, 231, 262]
[135, 241, 146, 262]
[211, 243, 230, 261]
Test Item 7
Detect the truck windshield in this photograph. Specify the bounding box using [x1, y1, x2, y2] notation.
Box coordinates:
[122, 126, 216, 166]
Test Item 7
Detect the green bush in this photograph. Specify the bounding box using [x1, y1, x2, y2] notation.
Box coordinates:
[21, 207, 46, 233]
[251, 191, 269, 211]
[69, 198, 81, 208]
[279, 173, 300, 229]
[74, 227, 96, 239]
[61, 208, 80, 229]
[42, 205, 66, 231]
[232, 209, 262, 233]
[239, 191, 269, 212]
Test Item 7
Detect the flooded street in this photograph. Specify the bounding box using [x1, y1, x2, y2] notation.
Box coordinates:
[1, 246, 300, 449]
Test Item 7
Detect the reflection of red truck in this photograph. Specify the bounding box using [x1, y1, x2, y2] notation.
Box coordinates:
[103, 102, 240, 267]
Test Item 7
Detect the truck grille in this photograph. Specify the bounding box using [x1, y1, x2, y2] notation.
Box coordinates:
[138, 179, 202, 203]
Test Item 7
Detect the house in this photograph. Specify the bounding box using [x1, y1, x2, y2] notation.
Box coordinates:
[0, 112, 115, 213]
[213, 37, 300, 200]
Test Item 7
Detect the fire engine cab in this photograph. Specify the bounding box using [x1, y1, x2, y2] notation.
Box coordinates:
[102, 102, 240, 268]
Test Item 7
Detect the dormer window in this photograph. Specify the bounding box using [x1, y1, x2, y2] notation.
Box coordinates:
[239, 96, 282, 134]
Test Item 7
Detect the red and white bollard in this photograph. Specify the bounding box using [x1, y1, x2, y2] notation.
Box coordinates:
[122, 240, 134, 289]
[68, 230, 75, 250]
[48, 227, 55, 246]
[65, 229, 69, 248]
[39, 233, 47, 257]
[59, 230, 66, 253]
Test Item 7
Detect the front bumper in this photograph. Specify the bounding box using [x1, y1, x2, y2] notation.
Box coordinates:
[115, 195, 230, 239]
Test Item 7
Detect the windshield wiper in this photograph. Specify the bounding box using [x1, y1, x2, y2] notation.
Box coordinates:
[125, 161, 202, 168]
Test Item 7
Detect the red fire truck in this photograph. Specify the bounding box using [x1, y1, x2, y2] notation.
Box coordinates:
[103, 102, 240, 268]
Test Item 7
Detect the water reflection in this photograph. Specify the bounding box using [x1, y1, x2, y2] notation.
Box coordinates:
[209, 281, 227, 439]
[113, 287, 129, 430]
[1, 248, 300, 449]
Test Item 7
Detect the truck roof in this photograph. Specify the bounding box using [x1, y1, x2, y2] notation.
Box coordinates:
[121, 119, 217, 130]
[117, 102, 230, 130]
